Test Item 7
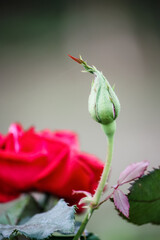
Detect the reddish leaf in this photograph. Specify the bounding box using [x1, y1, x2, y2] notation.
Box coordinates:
[117, 160, 149, 186]
[113, 189, 129, 218]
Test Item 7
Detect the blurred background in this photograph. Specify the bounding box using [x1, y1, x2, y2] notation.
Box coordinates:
[0, 0, 160, 239]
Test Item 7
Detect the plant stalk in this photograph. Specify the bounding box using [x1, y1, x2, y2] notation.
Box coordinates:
[73, 133, 114, 240]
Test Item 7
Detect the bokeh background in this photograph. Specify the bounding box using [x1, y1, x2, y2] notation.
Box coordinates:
[0, 0, 160, 239]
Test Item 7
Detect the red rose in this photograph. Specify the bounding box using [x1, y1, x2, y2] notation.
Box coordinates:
[0, 123, 104, 212]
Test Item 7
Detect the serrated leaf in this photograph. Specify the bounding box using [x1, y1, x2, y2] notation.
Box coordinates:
[114, 168, 160, 225]
[113, 189, 129, 218]
[117, 160, 149, 186]
[0, 199, 75, 240]
[0, 195, 42, 225]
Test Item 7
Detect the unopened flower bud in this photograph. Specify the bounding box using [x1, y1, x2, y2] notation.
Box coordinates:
[68, 55, 120, 136]
[88, 69, 120, 125]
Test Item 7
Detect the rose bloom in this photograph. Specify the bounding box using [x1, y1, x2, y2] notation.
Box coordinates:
[0, 123, 104, 212]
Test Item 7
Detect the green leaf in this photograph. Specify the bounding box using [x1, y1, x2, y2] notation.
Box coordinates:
[114, 168, 160, 225]
[0, 199, 75, 240]
[86, 233, 101, 240]
[38, 233, 100, 240]
[0, 195, 42, 225]
[47, 222, 101, 239]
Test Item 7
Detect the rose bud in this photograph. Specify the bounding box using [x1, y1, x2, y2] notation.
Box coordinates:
[68, 55, 120, 137]
[88, 68, 120, 125]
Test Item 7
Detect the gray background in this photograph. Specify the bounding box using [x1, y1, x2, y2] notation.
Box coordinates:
[0, 1, 160, 239]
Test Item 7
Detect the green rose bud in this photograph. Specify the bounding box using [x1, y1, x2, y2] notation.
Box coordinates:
[88, 68, 120, 125]
[68, 55, 120, 137]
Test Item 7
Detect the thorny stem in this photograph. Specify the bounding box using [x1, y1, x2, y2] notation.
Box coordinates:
[69, 55, 117, 239]
[73, 133, 114, 240]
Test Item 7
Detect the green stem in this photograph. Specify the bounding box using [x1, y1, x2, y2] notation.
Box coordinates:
[73, 207, 94, 240]
[73, 130, 115, 240]
[92, 134, 114, 205]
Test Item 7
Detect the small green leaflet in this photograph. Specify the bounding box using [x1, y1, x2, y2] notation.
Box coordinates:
[0, 199, 75, 240]
[115, 168, 160, 225]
